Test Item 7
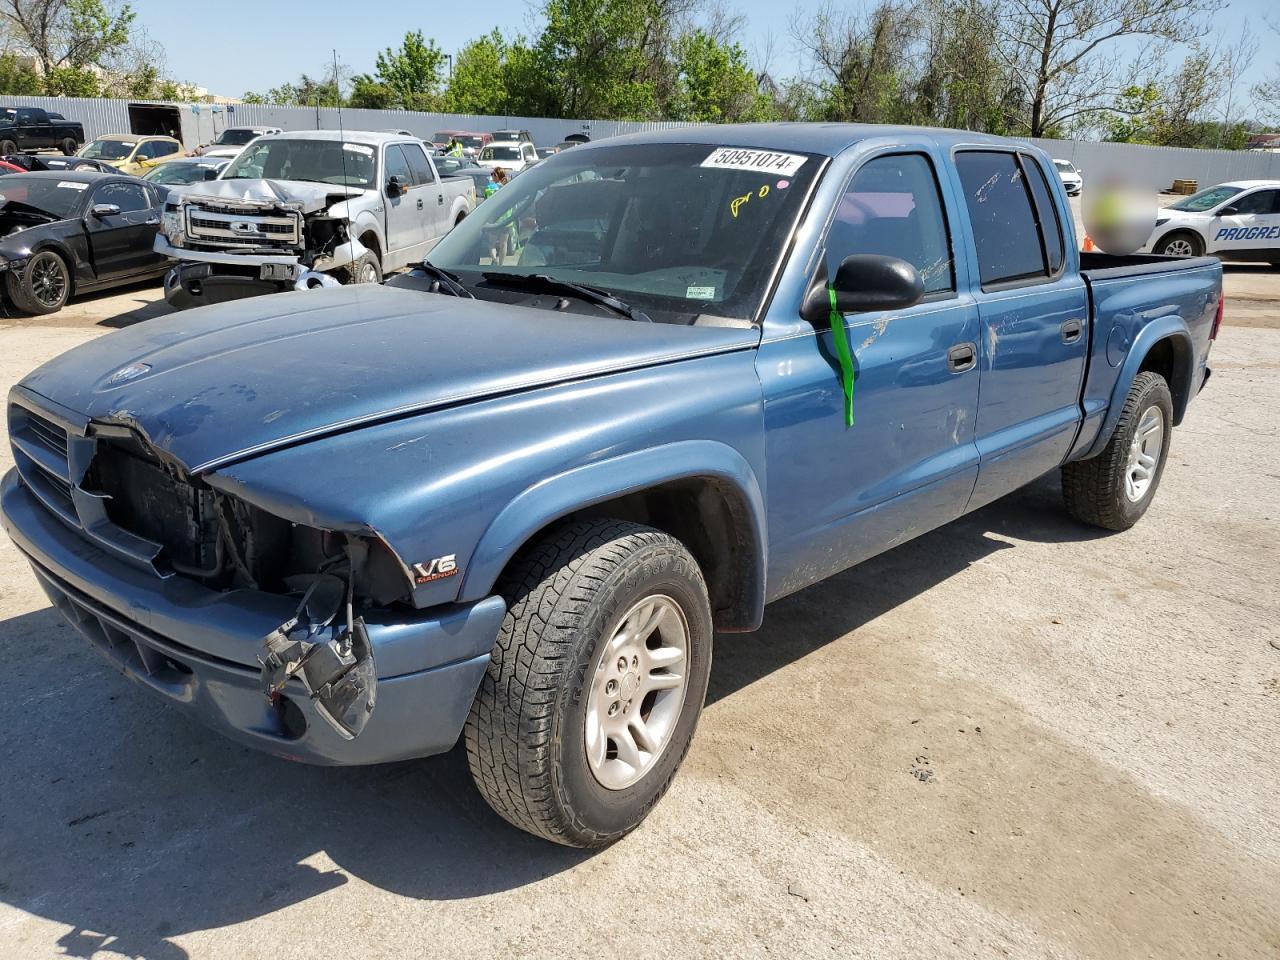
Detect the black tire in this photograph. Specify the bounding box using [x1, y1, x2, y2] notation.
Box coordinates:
[60, 138, 77, 156]
[6, 250, 70, 315]
[465, 519, 713, 847]
[0, 140, 16, 155]
[1153, 231, 1203, 257]
[1061, 371, 1173, 531]
[343, 250, 381, 284]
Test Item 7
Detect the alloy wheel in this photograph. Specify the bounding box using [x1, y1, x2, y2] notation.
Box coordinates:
[584, 595, 690, 791]
[1124, 405, 1164, 502]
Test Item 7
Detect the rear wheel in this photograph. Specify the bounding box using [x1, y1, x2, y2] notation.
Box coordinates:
[1153, 231, 1202, 257]
[465, 519, 713, 847]
[60, 138, 77, 156]
[1061, 371, 1173, 531]
[6, 250, 70, 315]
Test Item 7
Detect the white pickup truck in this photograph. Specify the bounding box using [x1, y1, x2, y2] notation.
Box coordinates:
[155, 130, 475, 308]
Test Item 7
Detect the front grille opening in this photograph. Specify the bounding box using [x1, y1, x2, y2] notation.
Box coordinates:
[84, 434, 222, 576]
[24, 411, 69, 458]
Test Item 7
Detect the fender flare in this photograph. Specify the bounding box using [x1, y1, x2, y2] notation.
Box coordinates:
[1084, 314, 1194, 459]
[457, 439, 768, 628]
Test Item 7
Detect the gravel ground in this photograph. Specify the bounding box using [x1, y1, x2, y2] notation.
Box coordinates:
[0, 277, 1276, 960]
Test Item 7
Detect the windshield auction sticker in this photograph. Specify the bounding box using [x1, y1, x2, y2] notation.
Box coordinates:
[701, 148, 807, 176]
[57, 181, 89, 190]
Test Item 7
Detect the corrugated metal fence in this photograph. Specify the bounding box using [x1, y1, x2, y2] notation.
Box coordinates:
[10, 94, 1280, 190]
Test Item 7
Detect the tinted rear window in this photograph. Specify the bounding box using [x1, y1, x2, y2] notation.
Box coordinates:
[955, 151, 1046, 285]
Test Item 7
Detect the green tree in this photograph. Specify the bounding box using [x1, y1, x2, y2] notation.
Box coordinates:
[537, 0, 658, 119]
[43, 64, 99, 95]
[0, 52, 41, 94]
[373, 29, 446, 110]
[669, 30, 758, 122]
[0, 0, 133, 74]
[348, 74, 396, 109]
[445, 30, 508, 115]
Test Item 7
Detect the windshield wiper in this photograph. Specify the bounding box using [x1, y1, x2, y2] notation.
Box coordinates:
[481, 272, 652, 323]
[418, 261, 474, 298]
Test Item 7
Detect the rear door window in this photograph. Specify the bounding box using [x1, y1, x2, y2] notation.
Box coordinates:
[1022, 155, 1065, 274]
[955, 151, 1047, 286]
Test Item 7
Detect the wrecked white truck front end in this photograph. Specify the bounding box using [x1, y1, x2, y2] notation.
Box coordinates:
[155, 179, 368, 308]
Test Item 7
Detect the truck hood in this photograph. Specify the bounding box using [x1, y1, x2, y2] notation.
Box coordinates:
[177, 178, 365, 213]
[18, 285, 759, 474]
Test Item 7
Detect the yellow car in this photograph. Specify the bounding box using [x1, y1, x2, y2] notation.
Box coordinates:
[76, 134, 183, 175]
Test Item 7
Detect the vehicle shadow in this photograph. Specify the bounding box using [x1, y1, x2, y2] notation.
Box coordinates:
[92, 280, 172, 328]
[0, 473, 1096, 957]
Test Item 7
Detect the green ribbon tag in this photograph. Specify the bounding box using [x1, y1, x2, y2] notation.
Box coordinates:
[827, 286, 856, 426]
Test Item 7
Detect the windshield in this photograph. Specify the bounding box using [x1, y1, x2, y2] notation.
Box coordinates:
[482, 146, 521, 161]
[429, 141, 823, 324]
[215, 128, 258, 146]
[1053, 160, 1076, 173]
[144, 161, 220, 184]
[79, 138, 135, 160]
[0, 177, 86, 219]
[222, 138, 376, 188]
[1168, 185, 1244, 212]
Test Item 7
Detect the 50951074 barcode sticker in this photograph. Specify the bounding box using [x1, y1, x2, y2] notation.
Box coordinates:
[701, 148, 807, 176]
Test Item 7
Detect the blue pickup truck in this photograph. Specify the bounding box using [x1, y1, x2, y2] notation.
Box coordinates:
[2, 125, 1221, 847]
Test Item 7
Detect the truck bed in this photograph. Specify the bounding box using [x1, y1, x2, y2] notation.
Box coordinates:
[1071, 250, 1221, 462]
[1079, 250, 1219, 281]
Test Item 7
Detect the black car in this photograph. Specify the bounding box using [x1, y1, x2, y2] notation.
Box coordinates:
[0, 171, 167, 316]
[142, 156, 229, 186]
[2, 153, 118, 174]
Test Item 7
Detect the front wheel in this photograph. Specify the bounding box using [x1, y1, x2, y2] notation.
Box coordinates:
[1061, 371, 1173, 531]
[1153, 231, 1202, 257]
[465, 519, 713, 847]
[60, 138, 78, 155]
[0, 140, 16, 156]
[344, 250, 381, 284]
[6, 250, 70, 315]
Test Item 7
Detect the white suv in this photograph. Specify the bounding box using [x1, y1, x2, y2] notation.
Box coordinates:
[1142, 179, 1280, 263]
[477, 139, 538, 173]
[1052, 158, 1082, 196]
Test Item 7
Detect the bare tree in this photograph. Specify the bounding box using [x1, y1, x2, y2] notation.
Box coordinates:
[996, 0, 1223, 137]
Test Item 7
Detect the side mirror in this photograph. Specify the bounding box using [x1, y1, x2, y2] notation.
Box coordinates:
[1218, 205, 1239, 217]
[90, 203, 120, 218]
[801, 254, 925, 321]
[202, 167, 219, 180]
[387, 175, 408, 197]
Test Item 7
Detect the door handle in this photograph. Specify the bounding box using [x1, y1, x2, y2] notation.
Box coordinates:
[1061, 318, 1083, 343]
[947, 342, 977, 373]
[144, 217, 160, 225]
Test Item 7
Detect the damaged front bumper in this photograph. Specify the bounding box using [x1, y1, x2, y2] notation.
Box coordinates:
[2, 469, 504, 765]
[155, 234, 359, 309]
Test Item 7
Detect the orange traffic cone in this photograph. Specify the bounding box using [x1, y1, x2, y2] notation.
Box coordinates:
[1082, 234, 1095, 252]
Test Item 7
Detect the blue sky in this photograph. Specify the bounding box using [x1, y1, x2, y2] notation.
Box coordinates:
[132, 0, 1278, 107]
